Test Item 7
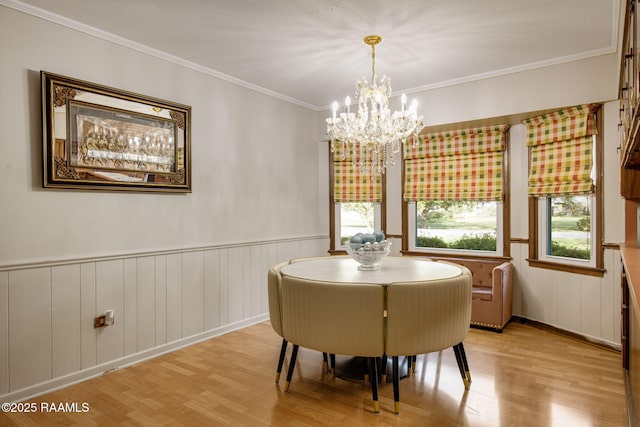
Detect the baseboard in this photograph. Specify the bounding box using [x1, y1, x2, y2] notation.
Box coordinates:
[1, 313, 269, 403]
[511, 316, 621, 352]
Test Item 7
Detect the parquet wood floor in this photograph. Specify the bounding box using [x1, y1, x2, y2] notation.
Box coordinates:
[0, 321, 627, 426]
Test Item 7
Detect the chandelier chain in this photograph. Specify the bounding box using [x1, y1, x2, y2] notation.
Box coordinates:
[371, 42, 376, 83]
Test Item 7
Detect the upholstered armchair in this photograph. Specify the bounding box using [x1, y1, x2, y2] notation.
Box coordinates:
[471, 260, 513, 331]
[431, 258, 513, 331]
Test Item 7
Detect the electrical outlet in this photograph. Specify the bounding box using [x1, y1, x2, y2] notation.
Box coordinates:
[94, 310, 115, 328]
[94, 315, 107, 328]
[105, 310, 114, 326]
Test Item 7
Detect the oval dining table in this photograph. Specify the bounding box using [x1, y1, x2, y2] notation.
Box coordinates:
[278, 255, 465, 382]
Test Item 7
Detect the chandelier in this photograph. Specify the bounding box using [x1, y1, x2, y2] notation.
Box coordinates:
[326, 35, 424, 175]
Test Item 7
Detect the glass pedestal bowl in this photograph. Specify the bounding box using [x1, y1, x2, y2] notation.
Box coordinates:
[345, 241, 391, 270]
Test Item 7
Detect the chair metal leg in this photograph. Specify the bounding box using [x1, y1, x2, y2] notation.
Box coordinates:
[380, 354, 388, 383]
[330, 353, 336, 377]
[368, 357, 380, 413]
[284, 344, 299, 392]
[452, 344, 466, 386]
[405, 355, 416, 376]
[453, 343, 471, 389]
[392, 356, 400, 414]
[275, 338, 288, 383]
[457, 342, 472, 388]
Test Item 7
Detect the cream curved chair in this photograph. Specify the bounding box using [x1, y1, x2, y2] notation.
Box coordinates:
[267, 261, 291, 383]
[280, 275, 385, 413]
[287, 255, 348, 374]
[385, 265, 473, 413]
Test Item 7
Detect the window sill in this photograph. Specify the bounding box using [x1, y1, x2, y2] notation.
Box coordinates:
[401, 250, 511, 263]
[526, 259, 605, 277]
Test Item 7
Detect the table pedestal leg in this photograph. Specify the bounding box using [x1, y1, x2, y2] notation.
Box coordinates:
[334, 355, 409, 384]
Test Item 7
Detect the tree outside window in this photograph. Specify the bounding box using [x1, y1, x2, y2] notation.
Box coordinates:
[546, 196, 591, 260]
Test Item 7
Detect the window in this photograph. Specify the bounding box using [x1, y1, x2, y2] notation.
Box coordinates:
[334, 202, 382, 248]
[538, 195, 595, 266]
[403, 125, 510, 257]
[408, 200, 502, 255]
[524, 105, 603, 276]
[328, 142, 385, 252]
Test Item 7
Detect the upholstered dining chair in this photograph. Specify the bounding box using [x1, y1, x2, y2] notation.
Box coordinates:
[267, 261, 291, 383]
[287, 255, 348, 375]
[280, 275, 385, 413]
[385, 264, 473, 414]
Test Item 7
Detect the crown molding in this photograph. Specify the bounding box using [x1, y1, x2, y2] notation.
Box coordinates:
[0, 0, 320, 111]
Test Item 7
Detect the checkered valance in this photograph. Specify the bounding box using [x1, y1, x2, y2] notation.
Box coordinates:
[403, 125, 509, 201]
[332, 142, 382, 203]
[522, 104, 597, 196]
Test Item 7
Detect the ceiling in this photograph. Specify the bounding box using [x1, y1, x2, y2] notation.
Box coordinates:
[12, 0, 622, 111]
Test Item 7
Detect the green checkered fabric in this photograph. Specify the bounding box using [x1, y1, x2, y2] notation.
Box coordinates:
[332, 142, 382, 202]
[403, 125, 508, 201]
[522, 105, 597, 196]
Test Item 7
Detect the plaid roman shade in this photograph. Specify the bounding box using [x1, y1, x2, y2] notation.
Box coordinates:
[522, 104, 597, 196]
[403, 125, 509, 201]
[332, 142, 382, 202]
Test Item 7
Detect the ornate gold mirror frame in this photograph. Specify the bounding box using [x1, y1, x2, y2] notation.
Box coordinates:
[41, 71, 192, 192]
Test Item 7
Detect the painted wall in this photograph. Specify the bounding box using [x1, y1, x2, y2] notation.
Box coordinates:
[0, 6, 326, 265]
[0, 5, 328, 401]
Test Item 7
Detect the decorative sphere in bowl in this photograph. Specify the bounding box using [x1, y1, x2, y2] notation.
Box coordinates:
[346, 240, 391, 270]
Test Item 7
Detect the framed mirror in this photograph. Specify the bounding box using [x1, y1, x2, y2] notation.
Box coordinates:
[41, 71, 191, 192]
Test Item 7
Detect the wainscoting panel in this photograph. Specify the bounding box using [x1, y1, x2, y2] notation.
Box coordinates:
[123, 258, 138, 356]
[555, 269, 581, 333]
[182, 251, 205, 338]
[80, 263, 97, 370]
[51, 264, 81, 379]
[0, 235, 329, 402]
[203, 249, 220, 332]
[166, 253, 183, 344]
[155, 255, 167, 347]
[514, 247, 622, 347]
[8, 267, 51, 392]
[579, 269, 604, 341]
[96, 259, 125, 365]
[137, 256, 157, 353]
[227, 246, 245, 325]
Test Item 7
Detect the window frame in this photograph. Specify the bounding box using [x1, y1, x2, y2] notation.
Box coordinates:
[328, 144, 387, 254]
[405, 200, 505, 257]
[537, 195, 597, 267]
[401, 130, 511, 261]
[527, 107, 604, 277]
